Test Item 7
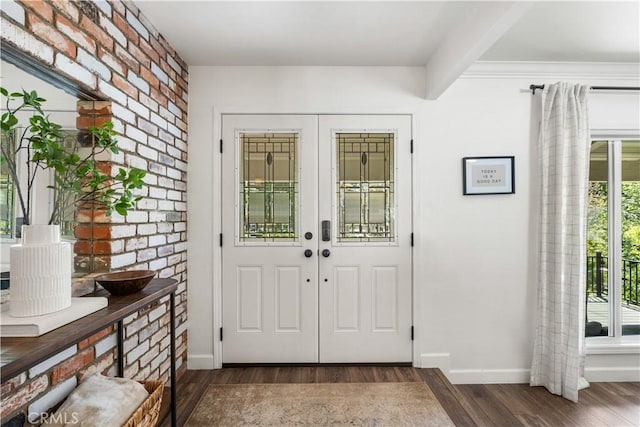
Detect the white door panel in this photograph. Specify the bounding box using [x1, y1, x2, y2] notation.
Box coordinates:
[372, 266, 399, 331]
[333, 266, 360, 331]
[275, 266, 302, 331]
[237, 266, 262, 331]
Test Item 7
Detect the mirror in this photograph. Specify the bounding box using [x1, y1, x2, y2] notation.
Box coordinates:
[1, 59, 96, 277]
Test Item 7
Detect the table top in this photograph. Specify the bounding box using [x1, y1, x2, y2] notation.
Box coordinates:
[0, 278, 178, 381]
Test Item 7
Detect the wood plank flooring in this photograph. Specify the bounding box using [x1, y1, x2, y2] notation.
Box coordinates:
[161, 367, 640, 426]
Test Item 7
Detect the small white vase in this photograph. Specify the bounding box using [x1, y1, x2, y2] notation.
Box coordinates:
[9, 224, 72, 317]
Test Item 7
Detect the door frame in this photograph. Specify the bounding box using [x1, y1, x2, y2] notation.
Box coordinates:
[211, 110, 418, 369]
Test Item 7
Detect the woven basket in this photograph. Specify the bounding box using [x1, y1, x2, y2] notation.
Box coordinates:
[123, 380, 164, 427]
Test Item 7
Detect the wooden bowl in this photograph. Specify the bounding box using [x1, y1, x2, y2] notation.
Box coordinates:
[94, 270, 156, 295]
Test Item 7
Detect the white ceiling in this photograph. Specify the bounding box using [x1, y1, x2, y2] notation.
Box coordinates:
[482, 1, 640, 63]
[135, 1, 640, 66]
[134, 0, 639, 98]
[136, 1, 470, 66]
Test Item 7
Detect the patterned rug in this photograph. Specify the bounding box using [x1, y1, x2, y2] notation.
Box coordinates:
[185, 382, 454, 426]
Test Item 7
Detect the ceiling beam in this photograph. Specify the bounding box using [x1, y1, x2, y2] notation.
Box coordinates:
[424, 2, 533, 100]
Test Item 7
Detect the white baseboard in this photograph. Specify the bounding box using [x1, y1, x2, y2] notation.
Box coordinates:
[447, 369, 530, 384]
[420, 353, 529, 384]
[187, 354, 215, 370]
[419, 351, 640, 384]
[585, 367, 640, 382]
[419, 353, 451, 372]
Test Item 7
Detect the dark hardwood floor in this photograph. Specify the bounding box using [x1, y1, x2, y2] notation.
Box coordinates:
[160, 367, 640, 426]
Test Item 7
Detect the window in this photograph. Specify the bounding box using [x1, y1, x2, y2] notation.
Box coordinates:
[586, 139, 640, 337]
[0, 130, 16, 238]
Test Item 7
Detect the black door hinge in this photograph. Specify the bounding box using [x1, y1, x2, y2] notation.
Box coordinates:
[219, 233, 223, 247]
[410, 139, 413, 154]
[220, 327, 223, 341]
[411, 326, 414, 341]
[411, 232, 414, 247]
[220, 139, 223, 153]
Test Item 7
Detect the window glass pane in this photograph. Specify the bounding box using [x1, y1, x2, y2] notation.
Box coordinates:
[336, 132, 394, 243]
[0, 130, 16, 238]
[586, 140, 609, 337]
[621, 140, 640, 336]
[239, 132, 298, 241]
[58, 129, 83, 239]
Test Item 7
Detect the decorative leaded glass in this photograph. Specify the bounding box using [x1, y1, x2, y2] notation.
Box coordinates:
[336, 133, 395, 242]
[239, 132, 298, 241]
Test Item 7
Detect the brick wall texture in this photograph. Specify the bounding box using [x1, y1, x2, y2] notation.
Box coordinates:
[0, 0, 188, 423]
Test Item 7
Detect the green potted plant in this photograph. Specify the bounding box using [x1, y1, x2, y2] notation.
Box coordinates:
[1, 87, 146, 317]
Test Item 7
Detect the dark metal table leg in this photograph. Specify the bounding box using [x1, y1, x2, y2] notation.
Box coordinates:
[117, 320, 124, 377]
[170, 292, 177, 427]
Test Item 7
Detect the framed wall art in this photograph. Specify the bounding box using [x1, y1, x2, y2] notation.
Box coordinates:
[462, 156, 515, 195]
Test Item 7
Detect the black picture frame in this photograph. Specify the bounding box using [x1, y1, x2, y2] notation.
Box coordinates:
[462, 156, 515, 195]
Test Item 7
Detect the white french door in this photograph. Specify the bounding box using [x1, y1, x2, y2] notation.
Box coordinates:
[318, 115, 412, 362]
[221, 114, 412, 363]
[221, 115, 318, 363]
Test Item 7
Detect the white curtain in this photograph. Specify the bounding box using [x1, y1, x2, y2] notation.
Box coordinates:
[530, 82, 591, 402]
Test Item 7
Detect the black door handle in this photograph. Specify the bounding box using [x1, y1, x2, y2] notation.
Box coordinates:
[322, 220, 331, 241]
[304, 249, 313, 258]
[322, 249, 330, 258]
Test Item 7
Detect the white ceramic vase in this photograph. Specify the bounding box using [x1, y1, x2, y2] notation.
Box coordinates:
[9, 224, 72, 317]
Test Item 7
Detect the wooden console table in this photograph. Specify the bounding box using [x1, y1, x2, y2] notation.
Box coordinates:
[0, 278, 179, 427]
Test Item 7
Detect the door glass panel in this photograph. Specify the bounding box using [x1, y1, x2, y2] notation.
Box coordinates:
[587, 140, 609, 336]
[336, 132, 394, 242]
[621, 140, 639, 335]
[240, 132, 298, 241]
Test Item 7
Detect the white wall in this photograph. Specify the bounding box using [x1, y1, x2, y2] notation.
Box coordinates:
[187, 63, 640, 382]
[416, 76, 536, 383]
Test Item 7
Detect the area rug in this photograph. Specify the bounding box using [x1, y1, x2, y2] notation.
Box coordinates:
[185, 382, 454, 426]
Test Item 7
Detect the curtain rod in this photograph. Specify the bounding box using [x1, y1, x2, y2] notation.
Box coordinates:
[529, 84, 640, 95]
